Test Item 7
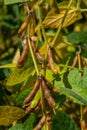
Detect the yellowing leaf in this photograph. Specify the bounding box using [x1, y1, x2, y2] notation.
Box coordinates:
[0, 106, 25, 126]
[0, 64, 16, 69]
[6, 67, 35, 86]
[43, 8, 82, 28]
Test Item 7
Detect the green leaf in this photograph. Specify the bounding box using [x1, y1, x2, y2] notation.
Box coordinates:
[68, 68, 87, 104]
[54, 72, 87, 105]
[51, 111, 78, 130]
[16, 87, 33, 107]
[53, 94, 66, 109]
[4, 0, 29, 5]
[9, 113, 35, 130]
[23, 113, 35, 130]
[9, 124, 24, 130]
[67, 31, 87, 45]
[0, 106, 25, 126]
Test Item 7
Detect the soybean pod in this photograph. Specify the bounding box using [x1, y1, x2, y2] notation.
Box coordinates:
[24, 79, 40, 104]
[18, 38, 29, 68]
[31, 41, 45, 63]
[42, 78, 56, 107]
[44, 78, 59, 94]
[48, 46, 57, 74]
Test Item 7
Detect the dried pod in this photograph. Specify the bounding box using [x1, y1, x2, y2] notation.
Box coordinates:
[34, 116, 46, 130]
[24, 79, 40, 104]
[44, 78, 59, 94]
[18, 15, 31, 34]
[18, 38, 29, 68]
[35, 52, 45, 63]
[81, 56, 87, 67]
[72, 55, 78, 68]
[48, 46, 57, 74]
[42, 79, 56, 107]
[31, 41, 45, 63]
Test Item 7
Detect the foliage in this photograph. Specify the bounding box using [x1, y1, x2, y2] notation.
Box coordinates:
[0, 0, 87, 130]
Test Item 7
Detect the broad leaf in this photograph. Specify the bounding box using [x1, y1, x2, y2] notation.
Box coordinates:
[16, 87, 33, 106]
[9, 113, 35, 130]
[6, 67, 35, 86]
[0, 106, 25, 126]
[9, 124, 24, 130]
[67, 31, 87, 45]
[68, 68, 87, 104]
[4, 0, 29, 5]
[51, 111, 78, 130]
[43, 6, 82, 28]
[54, 72, 87, 105]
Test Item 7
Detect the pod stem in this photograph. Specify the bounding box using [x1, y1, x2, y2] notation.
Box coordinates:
[28, 25, 40, 76]
[51, 0, 73, 47]
[37, 5, 49, 76]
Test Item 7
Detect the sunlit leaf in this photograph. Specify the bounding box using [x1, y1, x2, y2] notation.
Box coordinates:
[6, 67, 35, 86]
[4, 0, 29, 5]
[54, 72, 87, 105]
[0, 64, 16, 69]
[43, 8, 82, 28]
[68, 68, 87, 104]
[0, 106, 25, 126]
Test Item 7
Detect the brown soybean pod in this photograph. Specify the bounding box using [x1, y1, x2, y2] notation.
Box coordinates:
[18, 38, 29, 68]
[35, 52, 45, 63]
[44, 78, 59, 94]
[34, 116, 46, 130]
[72, 55, 78, 68]
[48, 47, 57, 74]
[18, 15, 31, 34]
[24, 79, 40, 104]
[31, 41, 45, 63]
[42, 79, 56, 107]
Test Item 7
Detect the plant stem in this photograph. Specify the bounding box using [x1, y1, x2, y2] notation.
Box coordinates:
[51, 0, 73, 47]
[77, 0, 81, 8]
[37, 5, 48, 60]
[80, 9, 87, 12]
[28, 25, 39, 76]
[80, 105, 83, 130]
[38, 5, 48, 47]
